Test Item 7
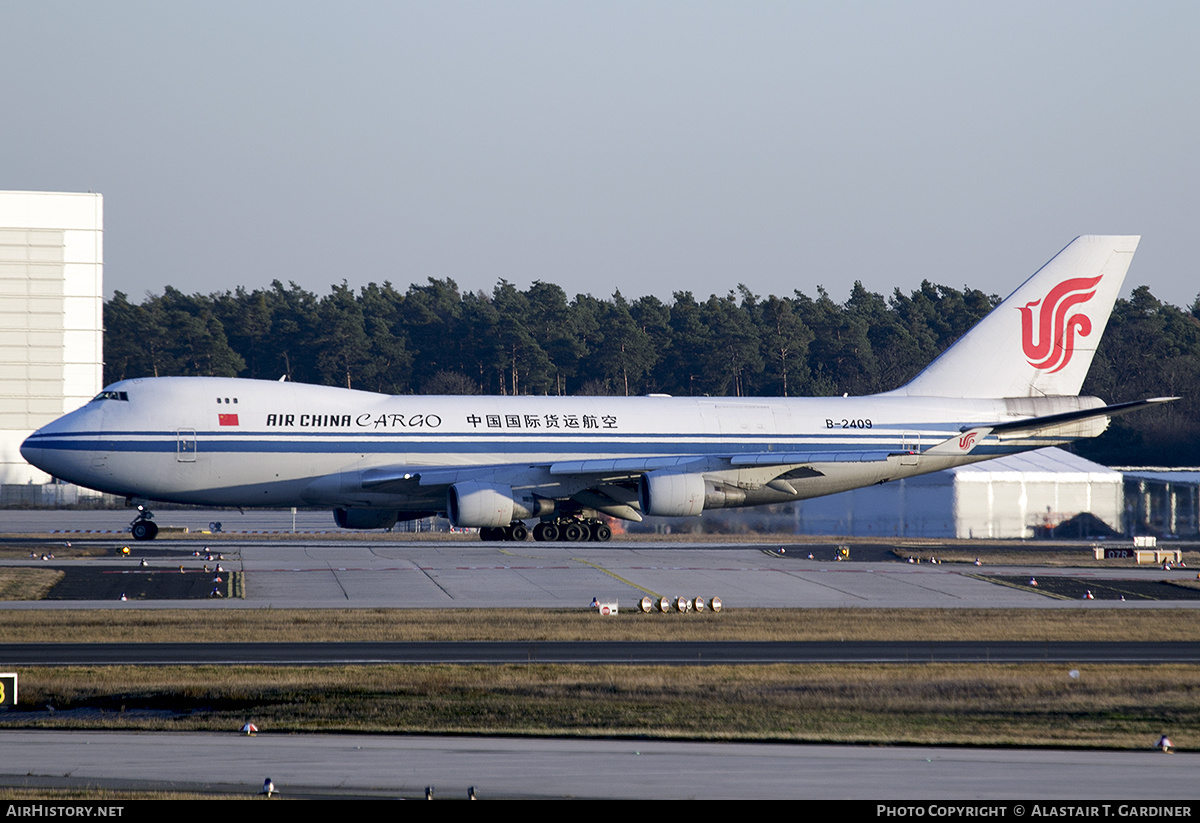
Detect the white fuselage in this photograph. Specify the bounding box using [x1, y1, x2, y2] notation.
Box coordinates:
[20, 376, 1097, 513]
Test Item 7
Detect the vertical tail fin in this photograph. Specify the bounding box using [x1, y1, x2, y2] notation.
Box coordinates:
[897, 235, 1139, 398]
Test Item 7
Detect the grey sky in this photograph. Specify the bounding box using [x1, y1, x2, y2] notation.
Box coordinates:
[4, 1, 1197, 308]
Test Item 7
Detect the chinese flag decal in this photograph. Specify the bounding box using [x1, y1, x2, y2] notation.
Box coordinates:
[218, 413, 239, 427]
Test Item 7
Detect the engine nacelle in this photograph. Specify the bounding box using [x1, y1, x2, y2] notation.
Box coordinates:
[333, 507, 400, 530]
[446, 481, 553, 528]
[639, 472, 706, 517]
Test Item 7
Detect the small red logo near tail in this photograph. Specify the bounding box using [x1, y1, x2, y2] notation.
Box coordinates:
[958, 431, 977, 451]
[218, 414, 239, 427]
[1018, 275, 1102, 373]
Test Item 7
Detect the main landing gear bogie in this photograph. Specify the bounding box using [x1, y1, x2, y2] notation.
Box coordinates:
[478, 519, 613, 542]
[533, 519, 611, 543]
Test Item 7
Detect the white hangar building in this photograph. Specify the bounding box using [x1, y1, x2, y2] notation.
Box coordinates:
[791, 447, 1124, 539]
[0, 191, 104, 488]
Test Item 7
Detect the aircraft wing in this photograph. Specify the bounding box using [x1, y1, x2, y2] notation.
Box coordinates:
[551, 456, 719, 477]
[357, 450, 901, 520]
[359, 458, 710, 490]
[728, 450, 896, 466]
[345, 397, 1176, 523]
[359, 465, 529, 490]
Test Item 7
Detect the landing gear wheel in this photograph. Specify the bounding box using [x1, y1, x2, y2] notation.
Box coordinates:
[507, 522, 528, 541]
[533, 522, 559, 542]
[592, 523, 612, 542]
[479, 526, 502, 541]
[131, 520, 158, 541]
[563, 522, 586, 542]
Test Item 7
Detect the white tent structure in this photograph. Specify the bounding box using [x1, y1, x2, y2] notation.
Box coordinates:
[793, 447, 1123, 539]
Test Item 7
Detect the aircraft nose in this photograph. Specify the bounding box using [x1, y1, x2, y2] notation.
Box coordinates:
[20, 405, 101, 481]
[21, 425, 60, 476]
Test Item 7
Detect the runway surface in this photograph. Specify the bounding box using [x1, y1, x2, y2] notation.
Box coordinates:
[6, 536, 1200, 610]
[3, 731, 1198, 800]
[4, 510, 1199, 800]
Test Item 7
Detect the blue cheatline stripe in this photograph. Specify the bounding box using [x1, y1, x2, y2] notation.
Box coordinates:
[25, 424, 963, 443]
[25, 429, 951, 442]
[22, 435, 1043, 458]
[25, 418, 990, 440]
[23, 431, 944, 449]
[26, 439, 907, 456]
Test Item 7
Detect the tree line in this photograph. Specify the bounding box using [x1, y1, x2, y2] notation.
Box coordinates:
[103, 278, 1200, 466]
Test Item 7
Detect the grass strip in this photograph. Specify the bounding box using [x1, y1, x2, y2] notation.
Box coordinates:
[0, 569, 63, 601]
[2, 607, 1200, 643]
[2, 662, 1196, 750]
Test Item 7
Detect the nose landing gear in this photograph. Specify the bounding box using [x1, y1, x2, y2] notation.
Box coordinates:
[130, 508, 159, 541]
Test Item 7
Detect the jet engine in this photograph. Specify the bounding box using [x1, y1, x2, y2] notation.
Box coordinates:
[333, 507, 400, 530]
[446, 481, 553, 528]
[638, 471, 706, 517]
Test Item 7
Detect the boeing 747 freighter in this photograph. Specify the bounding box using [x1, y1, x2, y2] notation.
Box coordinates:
[21, 236, 1172, 541]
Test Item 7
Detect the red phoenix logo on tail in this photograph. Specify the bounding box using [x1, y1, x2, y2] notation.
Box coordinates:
[1018, 275, 1102, 373]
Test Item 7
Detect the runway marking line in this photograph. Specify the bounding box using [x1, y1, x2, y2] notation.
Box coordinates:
[965, 573, 1073, 600]
[572, 557, 662, 599]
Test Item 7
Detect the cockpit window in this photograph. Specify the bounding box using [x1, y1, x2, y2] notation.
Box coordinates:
[92, 391, 129, 402]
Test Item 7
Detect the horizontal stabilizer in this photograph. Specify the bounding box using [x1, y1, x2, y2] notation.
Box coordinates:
[924, 397, 1177, 455]
[983, 396, 1177, 435]
[923, 427, 994, 455]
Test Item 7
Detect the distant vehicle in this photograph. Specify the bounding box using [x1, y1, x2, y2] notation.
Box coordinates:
[22, 236, 1171, 541]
